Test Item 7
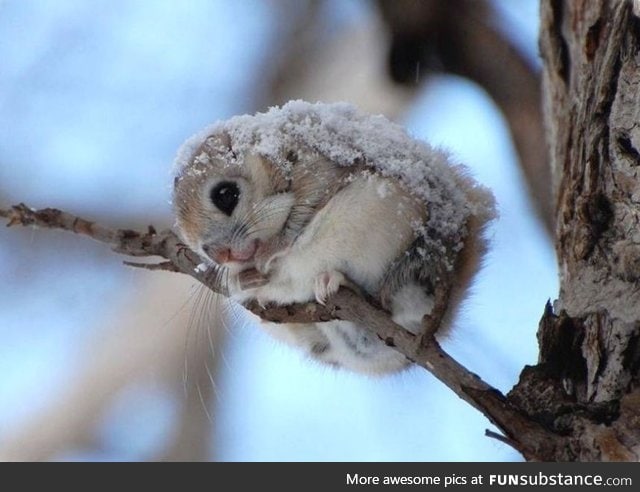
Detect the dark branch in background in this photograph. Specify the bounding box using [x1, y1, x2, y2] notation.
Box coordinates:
[377, 0, 552, 234]
[1, 203, 563, 460]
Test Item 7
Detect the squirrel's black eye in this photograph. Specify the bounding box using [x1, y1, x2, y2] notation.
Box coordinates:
[209, 181, 240, 216]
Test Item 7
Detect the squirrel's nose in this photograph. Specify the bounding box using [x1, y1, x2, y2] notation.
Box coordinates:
[202, 244, 230, 264]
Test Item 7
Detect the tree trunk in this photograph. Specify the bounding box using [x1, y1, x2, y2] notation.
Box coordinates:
[509, 0, 640, 461]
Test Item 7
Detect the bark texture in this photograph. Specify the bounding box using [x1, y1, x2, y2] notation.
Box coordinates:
[509, 0, 640, 460]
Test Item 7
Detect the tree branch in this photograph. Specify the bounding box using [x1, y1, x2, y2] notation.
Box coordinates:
[1, 202, 225, 292]
[1, 202, 562, 460]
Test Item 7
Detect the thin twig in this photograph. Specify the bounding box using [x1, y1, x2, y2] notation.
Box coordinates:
[485, 429, 517, 448]
[123, 260, 181, 272]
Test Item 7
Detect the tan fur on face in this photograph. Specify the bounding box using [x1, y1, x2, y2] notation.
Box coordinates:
[173, 164, 210, 248]
[174, 142, 297, 254]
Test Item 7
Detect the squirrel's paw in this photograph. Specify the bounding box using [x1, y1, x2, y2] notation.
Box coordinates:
[314, 270, 345, 305]
[255, 237, 290, 274]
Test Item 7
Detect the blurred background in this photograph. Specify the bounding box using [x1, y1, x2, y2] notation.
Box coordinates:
[0, 0, 557, 461]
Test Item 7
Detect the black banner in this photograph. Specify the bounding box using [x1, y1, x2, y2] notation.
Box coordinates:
[3, 462, 638, 491]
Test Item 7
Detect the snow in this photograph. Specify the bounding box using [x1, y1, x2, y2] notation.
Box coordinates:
[173, 123, 221, 175]
[194, 262, 208, 273]
[174, 100, 496, 267]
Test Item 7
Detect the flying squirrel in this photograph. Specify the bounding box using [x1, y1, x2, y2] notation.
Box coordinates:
[172, 101, 496, 375]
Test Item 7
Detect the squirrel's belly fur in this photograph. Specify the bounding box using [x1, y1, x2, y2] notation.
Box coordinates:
[236, 174, 432, 374]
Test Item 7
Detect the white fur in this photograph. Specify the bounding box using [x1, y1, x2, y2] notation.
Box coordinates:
[257, 319, 410, 375]
[391, 283, 434, 334]
[235, 174, 420, 303]
[233, 173, 430, 374]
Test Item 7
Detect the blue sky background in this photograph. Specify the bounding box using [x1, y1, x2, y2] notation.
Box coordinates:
[0, 0, 555, 461]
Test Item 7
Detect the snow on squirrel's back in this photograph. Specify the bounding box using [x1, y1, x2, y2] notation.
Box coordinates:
[174, 100, 496, 264]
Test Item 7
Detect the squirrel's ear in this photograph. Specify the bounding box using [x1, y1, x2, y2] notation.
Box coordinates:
[191, 130, 235, 163]
[204, 130, 232, 153]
